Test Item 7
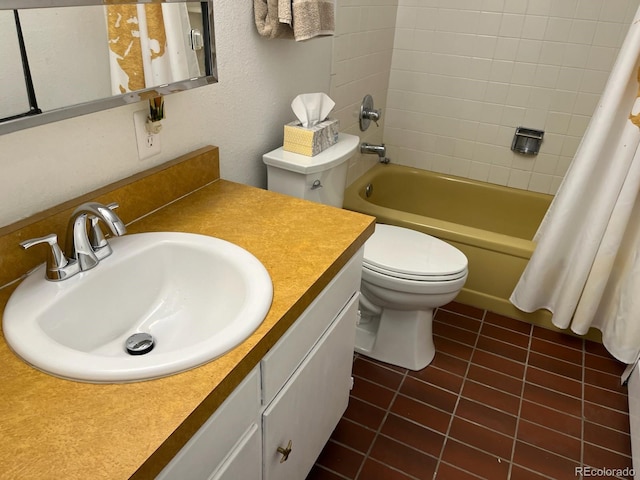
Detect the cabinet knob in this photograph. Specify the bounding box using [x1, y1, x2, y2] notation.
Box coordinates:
[277, 440, 292, 463]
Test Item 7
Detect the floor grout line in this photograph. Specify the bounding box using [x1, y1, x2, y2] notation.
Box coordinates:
[339, 403, 633, 473]
[582, 340, 587, 473]
[353, 363, 631, 429]
[431, 308, 485, 479]
[508, 321, 533, 479]
[434, 333, 627, 391]
[352, 364, 409, 480]
[309, 304, 633, 480]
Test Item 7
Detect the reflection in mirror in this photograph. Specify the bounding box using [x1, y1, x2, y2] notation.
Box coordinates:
[0, 1, 216, 135]
[0, 11, 32, 119]
[106, 4, 203, 96]
[21, 6, 113, 112]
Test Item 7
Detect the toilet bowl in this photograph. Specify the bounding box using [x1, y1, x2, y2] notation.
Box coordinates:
[356, 224, 467, 370]
[263, 133, 468, 370]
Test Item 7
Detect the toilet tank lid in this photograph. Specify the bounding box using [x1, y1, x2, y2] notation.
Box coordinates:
[262, 133, 360, 174]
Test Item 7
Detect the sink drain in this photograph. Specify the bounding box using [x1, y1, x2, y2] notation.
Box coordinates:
[125, 333, 155, 355]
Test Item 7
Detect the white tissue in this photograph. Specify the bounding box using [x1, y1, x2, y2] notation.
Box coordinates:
[291, 93, 335, 128]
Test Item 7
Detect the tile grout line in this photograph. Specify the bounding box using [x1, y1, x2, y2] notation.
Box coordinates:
[377, 380, 632, 470]
[352, 362, 409, 480]
[508, 321, 534, 479]
[431, 308, 485, 479]
[435, 325, 626, 397]
[311, 464, 352, 480]
[581, 337, 586, 474]
[316, 306, 633, 479]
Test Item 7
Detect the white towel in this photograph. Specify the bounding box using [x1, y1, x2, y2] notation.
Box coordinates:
[292, 0, 335, 41]
[254, 0, 294, 39]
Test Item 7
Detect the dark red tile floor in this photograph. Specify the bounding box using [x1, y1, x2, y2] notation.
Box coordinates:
[307, 302, 633, 480]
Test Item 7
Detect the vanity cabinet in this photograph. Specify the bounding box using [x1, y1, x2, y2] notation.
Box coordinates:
[155, 367, 262, 480]
[262, 294, 359, 479]
[156, 248, 363, 480]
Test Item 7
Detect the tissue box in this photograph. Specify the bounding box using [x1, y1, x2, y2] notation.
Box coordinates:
[283, 118, 340, 156]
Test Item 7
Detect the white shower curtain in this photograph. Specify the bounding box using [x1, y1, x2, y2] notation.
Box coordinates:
[510, 6, 640, 364]
[106, 4, 200, 95]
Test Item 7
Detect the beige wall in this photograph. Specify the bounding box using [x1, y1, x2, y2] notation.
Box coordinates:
[0, 0, 401, 228]
[384, 0, 639, 194]
[0, 2, 333, 227]
[5, 0, 626, 230]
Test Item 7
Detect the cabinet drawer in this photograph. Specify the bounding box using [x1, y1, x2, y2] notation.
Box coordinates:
[262, 293, 359, 480]
[261, 248, 363, 405]
[156, 366, 260, 480]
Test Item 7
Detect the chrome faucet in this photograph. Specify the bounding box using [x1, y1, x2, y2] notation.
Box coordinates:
[64, 202, 126, 270]
[360, 142, 390, 164]
[21, 202, 126, 281]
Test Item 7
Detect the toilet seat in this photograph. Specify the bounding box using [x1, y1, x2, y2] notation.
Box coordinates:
[363, 224, 468, 282]
[363, 263, 467, 282]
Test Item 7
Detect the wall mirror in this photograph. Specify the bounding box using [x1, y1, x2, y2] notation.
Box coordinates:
[0, 0, 216, 135]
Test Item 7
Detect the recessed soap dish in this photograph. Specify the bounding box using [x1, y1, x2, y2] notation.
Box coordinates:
[511, 127, 544, 155]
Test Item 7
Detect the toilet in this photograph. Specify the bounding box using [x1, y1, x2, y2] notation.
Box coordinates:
[263, 133, 468, 370]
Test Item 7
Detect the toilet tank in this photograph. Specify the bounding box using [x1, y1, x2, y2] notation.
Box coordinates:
[263, 133, 360, 208]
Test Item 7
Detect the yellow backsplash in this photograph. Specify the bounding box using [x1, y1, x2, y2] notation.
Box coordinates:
[0, 147, 220, 288]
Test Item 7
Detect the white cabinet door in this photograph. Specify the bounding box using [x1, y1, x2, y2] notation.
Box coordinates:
[156, 367, 261, 480]
[261, 249, 362, 405]
[262, 294, 359, 480]
[210, 423, 262, 480]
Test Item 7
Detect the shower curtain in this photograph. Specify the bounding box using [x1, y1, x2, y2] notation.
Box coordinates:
[106, 4, 200, 94]
[510, 6, 640, 364]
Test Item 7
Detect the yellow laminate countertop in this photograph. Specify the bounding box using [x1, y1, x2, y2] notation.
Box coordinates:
[0, 179, 375, 480]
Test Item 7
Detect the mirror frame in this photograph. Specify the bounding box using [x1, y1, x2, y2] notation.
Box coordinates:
[0, 0, 217, 135]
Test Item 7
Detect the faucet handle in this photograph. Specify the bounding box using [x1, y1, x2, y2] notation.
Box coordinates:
[89, 202, 121, 262]
[20, 233, 72, 281]
[359, 94, 382, 131]
[364, 108, 381, 126]
[89, 216, 107, 249]
[89, 202, 120, 249]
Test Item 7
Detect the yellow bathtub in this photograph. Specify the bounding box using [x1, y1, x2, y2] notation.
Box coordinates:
[344, 163, 560, 331]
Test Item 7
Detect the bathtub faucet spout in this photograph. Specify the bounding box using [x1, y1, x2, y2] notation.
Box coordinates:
[360, 142, 390, 164]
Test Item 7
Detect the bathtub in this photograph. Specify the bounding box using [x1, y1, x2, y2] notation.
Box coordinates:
[343, 163, 559, 331]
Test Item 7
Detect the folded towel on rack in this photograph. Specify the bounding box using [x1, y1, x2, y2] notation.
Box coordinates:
[254, 0, 294, 39]
[279, 0, 293, 26]
[254, 0, 335, 41]
[292, 0, 335, 41]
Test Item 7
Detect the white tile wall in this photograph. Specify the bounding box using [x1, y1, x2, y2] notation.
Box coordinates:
[383, 0, 639, 193]
[330, 0, 399, 184]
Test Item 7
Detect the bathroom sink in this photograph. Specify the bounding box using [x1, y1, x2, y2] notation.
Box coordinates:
[2, 232, 273, 383]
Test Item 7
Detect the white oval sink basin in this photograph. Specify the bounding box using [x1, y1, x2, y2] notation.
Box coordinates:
[3, 232, 273, 383]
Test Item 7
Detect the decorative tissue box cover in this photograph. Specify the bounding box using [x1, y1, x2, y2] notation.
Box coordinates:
[283, 118, 340, 156]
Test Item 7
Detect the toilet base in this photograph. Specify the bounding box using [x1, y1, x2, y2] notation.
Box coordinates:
[355, 307, 435, 371]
